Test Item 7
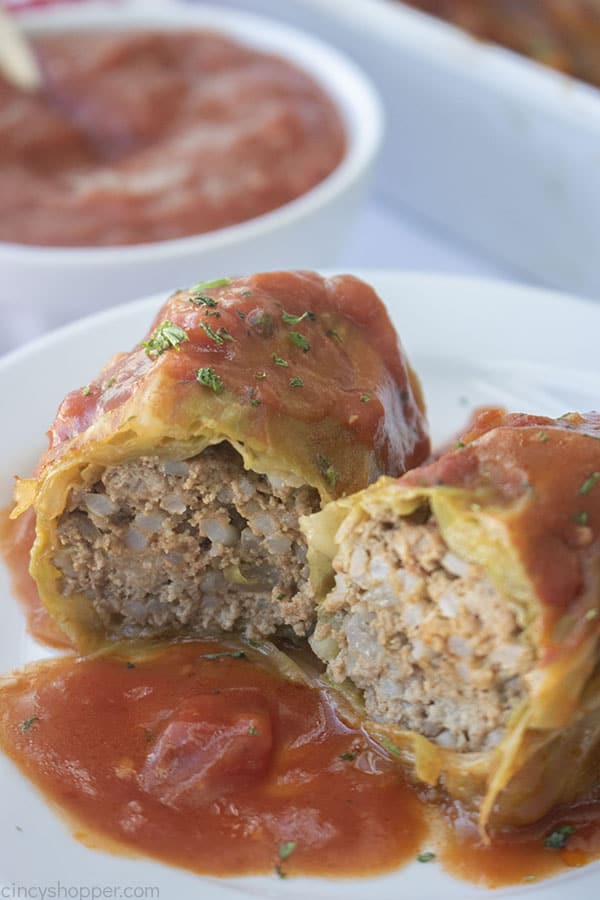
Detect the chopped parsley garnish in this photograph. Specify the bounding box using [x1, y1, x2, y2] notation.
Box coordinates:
[241, 290, 253, 298]
[417, 852, 436, 863]
[249, 388, 261, 407]
[537, 431, 549, 442]
[274, 864, 287, 879]
[236, 310, 247, 319]
[289, 377, 303, 388]
[126, 662, 136, 669]
[142, 321, 189, 357]
[574, 511, 589, 525]
[579, 472, 600, 495]
[199, 650, 246, 661]
[281, 310, 315, 325]
[380, 736, 402, 757]
[255, 371, 267, 380]
[19, 717, 40, 733]
[248, 726, 259, 736]
[318, 454, 338, 489]
[106, 376, 116, 388]
[456, 440, 466, 449]
[196, 367, 224, 394]
[193, 278, 231, 291]
[81, 384, 91, 396]
[199, 322, 235, 346]
[327, 329, 341, 340]
[544, 825, 575, 849]
[276, 593, 286, 601]
[288, 331, 310, 352]
[340, 751, 356, 761]
[360, 395, 371, 403]
[272, 354, 288, 367]
[189, 293, 218, 309]
[278, 841, 297, 860]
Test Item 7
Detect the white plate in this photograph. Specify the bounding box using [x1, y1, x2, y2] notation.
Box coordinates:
[1, 271, 599, 900]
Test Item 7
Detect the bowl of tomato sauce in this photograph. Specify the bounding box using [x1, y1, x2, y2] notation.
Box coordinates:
[0, 0, 383, 337]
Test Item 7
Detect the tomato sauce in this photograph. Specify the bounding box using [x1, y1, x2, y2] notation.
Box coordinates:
[0, 507, 70, 649]
[1, 633, 600, 887]
[3, 451, 600, 886]
[38, 272, 430, 494]
[440, 800, 600, 887]
[0, 30, 345, 247]
[0, 641, 427, 878]
[401, 411, 600, 646]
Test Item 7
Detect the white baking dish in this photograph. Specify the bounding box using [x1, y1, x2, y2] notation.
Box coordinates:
[216, 0, 600, 299]
[0, 0, 383, 339]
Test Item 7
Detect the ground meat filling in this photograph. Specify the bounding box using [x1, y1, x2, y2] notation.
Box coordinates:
[316, 512, 536, 752]
[53, 444, 320, 640]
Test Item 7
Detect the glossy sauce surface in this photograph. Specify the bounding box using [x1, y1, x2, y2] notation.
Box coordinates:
[39, 272, 430, 492]
[0, 30, 345, 247]
[0, 641, 427, 878]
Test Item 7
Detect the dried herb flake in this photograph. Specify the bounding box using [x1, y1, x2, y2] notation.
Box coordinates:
[196, 367, 224, 394]
[199, 651, 246, 661]
[142, 321, 189, 357]
[278, 841, 297, 860]
[579, 472, 600, 495]
[288, 332, 310, 352]
[544, 825, 575, 849]
[199, 322, 234, 346]
[19, 717, 40, 733]
[281, 310, 315, 325]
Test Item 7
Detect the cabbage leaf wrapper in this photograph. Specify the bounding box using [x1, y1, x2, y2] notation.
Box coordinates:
[303, 409, 600, 833]
[13, 271, 429, 651]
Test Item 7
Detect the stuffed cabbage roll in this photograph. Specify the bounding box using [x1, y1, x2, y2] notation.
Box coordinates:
[304, 409, 600, 831]
[13, 271, 429, 651]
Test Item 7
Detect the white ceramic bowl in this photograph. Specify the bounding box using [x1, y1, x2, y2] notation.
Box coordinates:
[1, 0, 383, 341]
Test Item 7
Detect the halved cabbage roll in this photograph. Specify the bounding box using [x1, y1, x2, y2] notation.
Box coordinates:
[13, 271, 429, 651]
[304, 409, 600, 831]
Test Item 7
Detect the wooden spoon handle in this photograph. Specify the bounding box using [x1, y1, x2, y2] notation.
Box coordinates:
[0, 8, 42, 91]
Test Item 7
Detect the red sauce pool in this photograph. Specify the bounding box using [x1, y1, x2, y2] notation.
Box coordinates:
[2, 510, 600, 885]
[0, 641, 427, 878]
[0, 30, 345, 247]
